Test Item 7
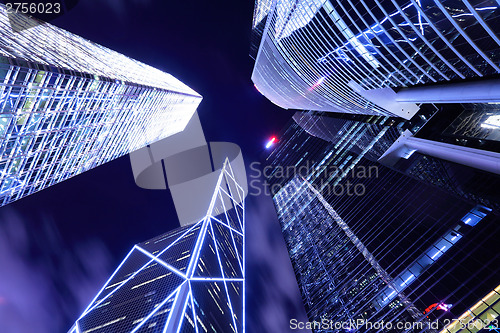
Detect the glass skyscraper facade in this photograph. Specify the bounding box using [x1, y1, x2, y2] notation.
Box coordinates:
[251, 0, 500, 118]
[0, 7, 202, 206]
[392, 151, 500, 211]
[291, 109, 500, 212]
[69, 159, 245, 333]
[275, 176, 424, 329]
[291, 111, 407, 162]
[264, 119, 500, 332]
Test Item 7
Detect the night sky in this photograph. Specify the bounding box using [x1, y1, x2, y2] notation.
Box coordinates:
[0, 1, 311, 332]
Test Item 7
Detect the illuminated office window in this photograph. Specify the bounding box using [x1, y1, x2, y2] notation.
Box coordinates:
[0, 6, 202, 206]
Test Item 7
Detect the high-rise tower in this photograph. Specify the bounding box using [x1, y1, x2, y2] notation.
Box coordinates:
[264, 120, 500, 332]
[69, 159, 245, 333]
[0, 7, 202, 206]
[251, 0, 500, 119]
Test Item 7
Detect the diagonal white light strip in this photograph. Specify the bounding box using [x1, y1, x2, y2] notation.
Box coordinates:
[172, 288, 192, 333]
[230, 229, 244, 274]
[146, 219, 203, 255]
[221, 178, 243, 213]
[135, 245, 187, 279]
[78, 248, 158, 319]
[130, 282, 185, 333]
[217, 189, 243, 234]
[79, 222, 201, 319]
[188, 282, 200, 333]
[209, 219, 241, 332]
[186, 218, 210, 279]
[188, 159, 236, 279]
[219, 187, 236, 203]
[324, 0, 380, 68]
[217, 191, 232, 228]
[210, 218, 243, 278]
[162, 283, 186, 333]
[433, 0, 500, 72]
[223, 279, 239, 333]
[222, 170, 244, 205]
[415, 0, 424, 35]
[216, 177, 244, 233]
[222, 172, 246, 329]
[206, 159, 230, 218]
[462, 0, 500, 47]
[190, 278, 244, 282]
[219, 182, 245, 211]
[210, 220, 227, 279]
[224, 160, 245, 193]
[229, 193, 244, 232]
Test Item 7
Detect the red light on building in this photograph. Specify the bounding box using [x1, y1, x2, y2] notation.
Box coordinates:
[266, 137, 277, 149]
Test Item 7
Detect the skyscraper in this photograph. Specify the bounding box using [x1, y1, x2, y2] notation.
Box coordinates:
[251, 0, 500, 119]
[251, 0, 500, 201]
[264, 120, 500, 332]
[0, 7, 202, 206]
[291, 110, 500, 211]
[68, 159, 245, 333]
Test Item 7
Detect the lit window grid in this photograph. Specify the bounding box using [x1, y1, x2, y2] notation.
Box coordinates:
[272, 173, 497, 330]
[288, 0, 500, 82]
[0, 64, 201, 206]
[258, 2, 393, 113]
[440, 284, 500, 333]
[70, 160, 245, 333]
[270, 6, 393, 97]
[0, 6, 201, 97]
[374, 224, 465, 308]
[267, 116, 398, 207]
[266, 120, 500, 329]
[252, 0, 274, 28]
[255, 12, 392, 116]
[273, 177, 421, 327]
[253, 0, 500, 116]
[293, 112, 405, 161]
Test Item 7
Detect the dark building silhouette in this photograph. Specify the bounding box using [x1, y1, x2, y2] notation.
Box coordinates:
[251, 0, 500, 119]
[264, 119, 500, 332]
